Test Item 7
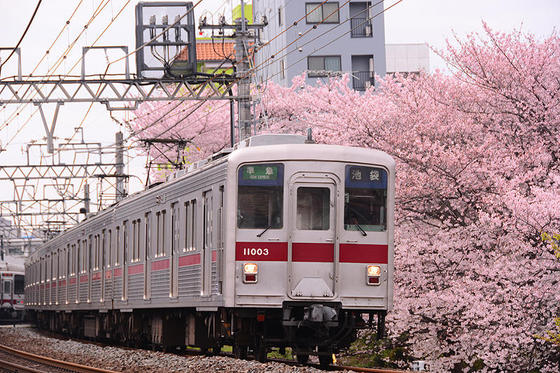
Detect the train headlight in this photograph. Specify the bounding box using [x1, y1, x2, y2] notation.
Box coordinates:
[366, 265, 381, 285]
[243, 263, 258, 283]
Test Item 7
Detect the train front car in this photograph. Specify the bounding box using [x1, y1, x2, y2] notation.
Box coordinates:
[0, 265, 25, 322]
[226, 135, 395, 365]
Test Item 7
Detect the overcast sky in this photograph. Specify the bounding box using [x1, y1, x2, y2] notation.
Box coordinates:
[0, 0, 558, 207]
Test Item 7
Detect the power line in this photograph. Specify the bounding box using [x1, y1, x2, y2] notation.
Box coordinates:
[0, 0, 43, 74]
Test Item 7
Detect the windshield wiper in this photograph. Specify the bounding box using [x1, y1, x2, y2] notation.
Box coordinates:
[355, 223, 368, 237]
[257, 225, 272, 237]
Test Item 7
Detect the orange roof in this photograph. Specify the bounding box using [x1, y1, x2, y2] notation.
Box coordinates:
[177, 41, 236, 62]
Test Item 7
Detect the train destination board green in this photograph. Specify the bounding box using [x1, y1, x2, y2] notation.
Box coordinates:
[242, 165, 278, 180]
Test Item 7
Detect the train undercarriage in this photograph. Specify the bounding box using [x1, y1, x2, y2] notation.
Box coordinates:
[30, 303, 386, 367]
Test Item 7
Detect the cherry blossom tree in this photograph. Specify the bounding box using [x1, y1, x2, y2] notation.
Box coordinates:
[129, 98, 231, 180]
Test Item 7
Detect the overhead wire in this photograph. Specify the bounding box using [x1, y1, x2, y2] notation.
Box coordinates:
[0, 0, 112, 132]
[0, 0, 43, 74]
[1, 0, 125, 221]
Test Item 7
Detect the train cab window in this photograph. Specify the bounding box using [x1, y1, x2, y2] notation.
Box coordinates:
[344, 165, 387, 232]
[14, 275, 24, 294]
[296, 187, 330, 230]
[238, 163, 284, 229]
[3, 280, 10, 294]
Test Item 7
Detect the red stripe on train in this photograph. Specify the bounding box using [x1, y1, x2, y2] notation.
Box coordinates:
[92, 272, 102, 281]
[151, 258, 170, 271]
[113, 268, 122, 277]
[235, 242, 388, 263]
[292, 243, 334, 262]
[179, 253, 200, 267]
[339, 244, 388, 264]
[128, 263, 144, 275]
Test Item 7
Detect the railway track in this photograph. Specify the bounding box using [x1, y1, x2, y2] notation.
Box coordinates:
[0, 344, 119, 373]
[1, 327, 410, 373]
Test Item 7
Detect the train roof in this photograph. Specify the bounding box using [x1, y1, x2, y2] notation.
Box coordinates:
[28, 134, 394, 262]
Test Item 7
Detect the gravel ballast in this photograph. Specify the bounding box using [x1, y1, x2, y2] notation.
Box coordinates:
[0, 326, 337, 372]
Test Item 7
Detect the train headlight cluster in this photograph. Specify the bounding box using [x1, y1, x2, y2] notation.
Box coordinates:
[243, 263, 258, 283]
[366, 265, 381, 285]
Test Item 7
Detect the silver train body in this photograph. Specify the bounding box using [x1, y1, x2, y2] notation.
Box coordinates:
[25, 135, 394, 363]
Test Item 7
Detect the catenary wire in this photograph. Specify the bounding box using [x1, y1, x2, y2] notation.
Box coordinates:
[0, 0, 43, 74]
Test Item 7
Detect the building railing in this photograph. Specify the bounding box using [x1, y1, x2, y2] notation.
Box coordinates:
[352, 71, 375, 91]
[350, 17, 372, 38]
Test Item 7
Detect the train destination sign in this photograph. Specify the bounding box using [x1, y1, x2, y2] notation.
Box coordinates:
[242, 165, 278, 181]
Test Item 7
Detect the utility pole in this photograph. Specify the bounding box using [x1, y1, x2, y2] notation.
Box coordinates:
[199, 1, 267, 142]
[236, 0, 252, 141]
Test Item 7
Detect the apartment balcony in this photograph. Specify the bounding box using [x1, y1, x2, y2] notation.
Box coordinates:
[350, 17, 372, 38]
[352, 71, 375, 91]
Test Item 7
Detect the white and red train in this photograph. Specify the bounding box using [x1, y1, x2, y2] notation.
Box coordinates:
[1, 256, 25, 321]
[25, 134, 395, 365]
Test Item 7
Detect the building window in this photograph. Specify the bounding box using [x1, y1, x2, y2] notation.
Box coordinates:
[307, 55, 341, 77]
[306, 2, 340, 24]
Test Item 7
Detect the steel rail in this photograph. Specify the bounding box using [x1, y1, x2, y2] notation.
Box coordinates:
[0, 343, 119, 373]
[0, 358, 46, 373]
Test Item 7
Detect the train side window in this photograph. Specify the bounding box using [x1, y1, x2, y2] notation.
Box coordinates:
[88, 236, 93, 271]
[71, 244, 76, 276]
[81, 240, 86, 273]
[156, 210, 166, 257]
[132, 219, 139, 262]
[344, 165, 388, 232]
[237, 163, 284, 229]
[115, 227, 120, 266]
[184, 200, 197, 252]
[203, 192, 213, 249]
[57, 250, 62, 279]
[171, 203, 179, 255]
[145, 213, 151, 259]
[136, 218, 142, 261]
[107, 230, 112, 267]
[102, 230, 106, 269]
[123, 221, 128, 265]
[94, 235, 100, 270]
[51, 253, 56, 280]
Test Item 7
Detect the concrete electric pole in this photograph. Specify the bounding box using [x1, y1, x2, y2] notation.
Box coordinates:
[199, 0, 267, 142]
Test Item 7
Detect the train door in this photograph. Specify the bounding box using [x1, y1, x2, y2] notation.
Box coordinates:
[170, 202, 179, 298]
[201, 190, 213, 296]
[288, 174, 338, 298]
